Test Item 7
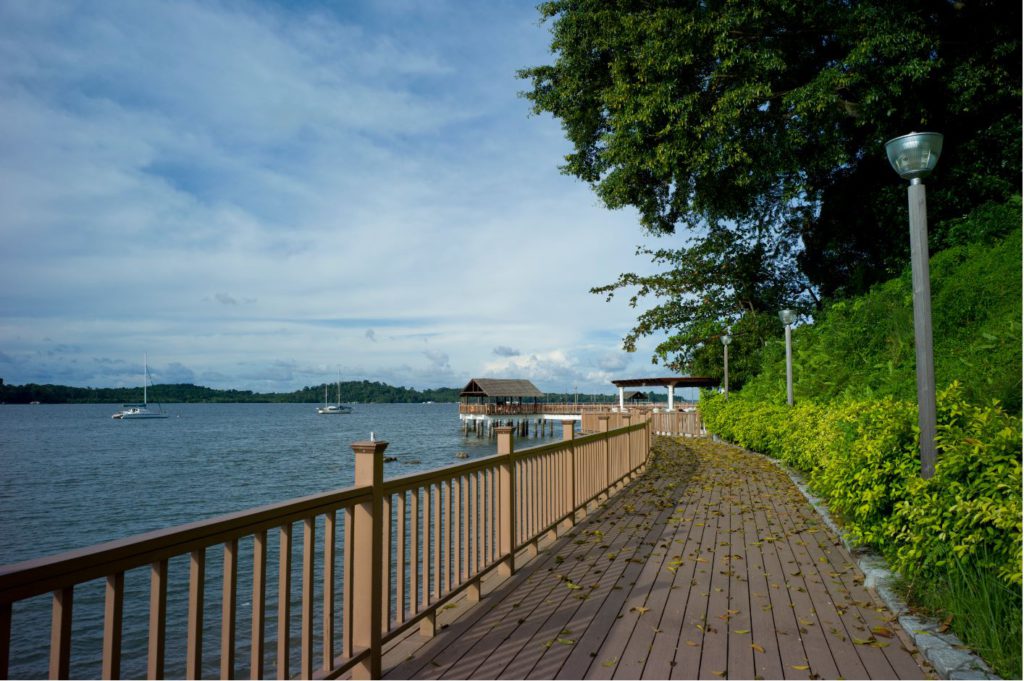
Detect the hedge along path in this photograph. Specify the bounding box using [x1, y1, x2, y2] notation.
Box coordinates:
[382, 437, 932, 680]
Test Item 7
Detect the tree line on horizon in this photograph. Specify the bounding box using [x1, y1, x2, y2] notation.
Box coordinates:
[0, 380, 622, 405]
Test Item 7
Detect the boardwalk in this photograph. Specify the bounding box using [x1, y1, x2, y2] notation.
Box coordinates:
[384, 437, 931, 680]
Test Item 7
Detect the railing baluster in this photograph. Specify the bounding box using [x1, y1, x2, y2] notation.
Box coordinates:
[409, 490, 419, 618]
[395, 492, 406, 626]
[102, 572, 124, 680]
[432, 484, 441, 601]
[301, 517, 314, 680]
[251, 531, 267, 680]
[453, 476, 462, 586]
[221, 539, 237, 680]
[322, 511, 335, 673]
[441, 480, 450, 596]
[381, 494, 391, 630]
[343, 507, 353, 659]
[49, 586, 73, 680]
[147, 560, 167, 680]
[1, 601, 10, 680]
[277, 524, 291, 681]
[468, 472, 478, 576]
[186, 548, 205, 680]
[421, 486, 431, 609]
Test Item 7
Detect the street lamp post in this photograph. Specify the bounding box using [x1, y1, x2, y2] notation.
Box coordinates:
[779, 309, 797, 406]
[721, 333, 732, 398]
[886, 131, 943, 479]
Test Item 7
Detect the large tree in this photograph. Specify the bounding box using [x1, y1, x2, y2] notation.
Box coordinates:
[519, 0, 1020, 372]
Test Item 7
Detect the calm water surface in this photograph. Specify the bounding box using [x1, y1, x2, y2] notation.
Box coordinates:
[0, 402, 566, 678]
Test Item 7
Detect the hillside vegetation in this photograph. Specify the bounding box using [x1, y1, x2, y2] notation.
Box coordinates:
[701, 198, 1022, 678]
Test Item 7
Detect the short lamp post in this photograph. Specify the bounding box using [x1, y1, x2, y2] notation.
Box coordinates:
[721, 333, 732, 397]
[886, 131, 943, 479]
[779, 309, 797, 406]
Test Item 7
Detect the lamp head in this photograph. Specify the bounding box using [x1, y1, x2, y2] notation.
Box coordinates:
[885, 132, 943, 182]
[721, 334, 731, 346]
[779, 309, 797, 326]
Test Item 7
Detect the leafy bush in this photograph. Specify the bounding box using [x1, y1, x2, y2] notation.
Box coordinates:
[890, 384, 1022, 587]
[700, 386, 1022, 587]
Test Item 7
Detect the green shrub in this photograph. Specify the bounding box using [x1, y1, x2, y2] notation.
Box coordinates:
[890, 384, 1022, 586]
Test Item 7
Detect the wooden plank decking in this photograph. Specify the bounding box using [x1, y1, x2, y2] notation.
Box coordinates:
[383, 437, 932, 680]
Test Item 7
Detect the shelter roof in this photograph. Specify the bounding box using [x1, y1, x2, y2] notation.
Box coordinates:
[611, 376, 717, 388]
[459, 378, 544, 398]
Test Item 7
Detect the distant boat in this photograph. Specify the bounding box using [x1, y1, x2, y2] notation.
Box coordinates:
[112, 354, 168, 420]
[316, 376, 351, 415]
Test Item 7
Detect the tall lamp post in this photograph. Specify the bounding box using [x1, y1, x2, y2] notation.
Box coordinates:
[721, 333, 732, 398]
[885, 131, 943, 479]
[779, 309, 797, 406]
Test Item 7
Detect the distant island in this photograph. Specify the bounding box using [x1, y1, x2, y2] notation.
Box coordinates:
[0, 380, 624, 405]
[0, 380, 461, 405]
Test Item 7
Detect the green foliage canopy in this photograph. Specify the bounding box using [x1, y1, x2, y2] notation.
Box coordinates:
[520, 0, 1021, 369]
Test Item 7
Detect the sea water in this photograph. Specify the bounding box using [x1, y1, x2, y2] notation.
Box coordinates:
[0, 402, 566, 678]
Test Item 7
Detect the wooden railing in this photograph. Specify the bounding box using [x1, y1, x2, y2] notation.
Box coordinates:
[582, 408, 702, 437]
[458, 402, 619, 416]
[0, 417, 651, 680]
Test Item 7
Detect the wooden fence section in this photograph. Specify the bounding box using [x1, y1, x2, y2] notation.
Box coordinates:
[650, 409, 703, 437]
[581, 409, 702, 437]
[0, 417, 651, 680]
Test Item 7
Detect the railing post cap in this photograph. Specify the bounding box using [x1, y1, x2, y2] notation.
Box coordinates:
[351, 440, 389, 454]
[495, 426, 514, 434]
[597, 415, 610, 421]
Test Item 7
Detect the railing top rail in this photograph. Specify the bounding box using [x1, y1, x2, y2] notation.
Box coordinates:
[0, 484, 371, 603]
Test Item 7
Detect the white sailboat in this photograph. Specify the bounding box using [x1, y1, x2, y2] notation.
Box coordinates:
[112, 354, 168, 419]
[317, 374, 351, 414]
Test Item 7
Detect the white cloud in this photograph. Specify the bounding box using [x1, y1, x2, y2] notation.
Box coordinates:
[0, 0, 673, 394]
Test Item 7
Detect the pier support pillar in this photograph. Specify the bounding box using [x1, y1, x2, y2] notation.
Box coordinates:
[350, 438, 388, 680]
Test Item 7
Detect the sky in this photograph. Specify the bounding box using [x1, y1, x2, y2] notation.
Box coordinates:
[0, 0, 681, 395]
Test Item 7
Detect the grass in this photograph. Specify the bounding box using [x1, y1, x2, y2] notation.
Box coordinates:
[897, 552, 1022, 679]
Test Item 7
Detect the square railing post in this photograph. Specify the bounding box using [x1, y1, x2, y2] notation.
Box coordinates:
[351, 439, 388, 680]
[496, 427, 516, 577]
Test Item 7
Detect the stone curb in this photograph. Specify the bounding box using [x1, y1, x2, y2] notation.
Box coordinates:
[743, 447, 1000, 680]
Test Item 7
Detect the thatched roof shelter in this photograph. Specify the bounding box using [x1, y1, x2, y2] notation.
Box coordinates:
[459, 378, 544, 399]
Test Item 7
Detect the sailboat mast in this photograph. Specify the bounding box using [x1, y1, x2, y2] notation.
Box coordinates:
[144, 353, 148, 405]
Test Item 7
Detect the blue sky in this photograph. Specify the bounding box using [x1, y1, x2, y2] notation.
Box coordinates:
[0, 0, 677, 394]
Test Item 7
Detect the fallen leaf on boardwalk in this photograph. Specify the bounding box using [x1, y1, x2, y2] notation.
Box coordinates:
[712, 670, 725, 677]
[852, 637, 874, 645]
[686, 640, 700, 647]
[566, 581, 583, 590]
[791, 664, 810, 671]
[870, 626, 894, 638]
[733, 629, 750, 635]
[556, 638, 575, 645]
[751, 643, 766, 653]
[938, 614, 953, 633]
[602, 658, 617, 668]
[631, 606, 651, 615]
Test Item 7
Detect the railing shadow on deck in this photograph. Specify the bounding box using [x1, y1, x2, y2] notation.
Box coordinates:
[0, 411, 707, 680]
